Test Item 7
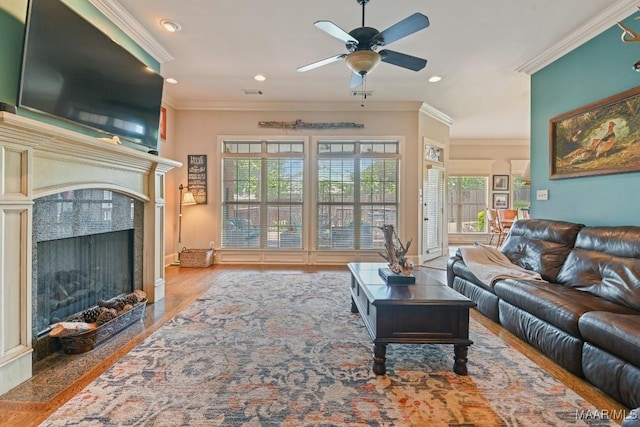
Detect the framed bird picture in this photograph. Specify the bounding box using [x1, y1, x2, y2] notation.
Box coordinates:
[549, 86, 640, 179]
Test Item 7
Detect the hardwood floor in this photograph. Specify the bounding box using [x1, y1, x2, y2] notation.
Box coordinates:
[0, 265, 629, 426]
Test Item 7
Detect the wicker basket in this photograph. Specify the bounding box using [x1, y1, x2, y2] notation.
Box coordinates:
[59, 300, 147, 354]
[180, 248, 214, 268]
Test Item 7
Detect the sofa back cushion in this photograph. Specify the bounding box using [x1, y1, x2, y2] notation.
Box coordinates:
[500, 219, 584, 282]
[556, 226, 640, 311]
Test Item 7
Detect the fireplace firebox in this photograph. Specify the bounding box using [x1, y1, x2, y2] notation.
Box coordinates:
[32, 189, 143, 360]
[35, 230, 134, 334]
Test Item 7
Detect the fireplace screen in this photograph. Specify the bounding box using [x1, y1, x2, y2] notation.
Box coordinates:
[33, 189, 142, 337]
[35, 230, 134, 334]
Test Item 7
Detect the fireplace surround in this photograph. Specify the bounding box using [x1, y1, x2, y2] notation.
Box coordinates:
[0, 112, 180, 394]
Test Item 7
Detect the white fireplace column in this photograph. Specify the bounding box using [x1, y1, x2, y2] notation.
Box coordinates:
[0, 112, 180, 395]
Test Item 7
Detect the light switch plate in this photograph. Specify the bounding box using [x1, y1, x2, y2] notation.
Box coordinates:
[536, 190, 549, 200]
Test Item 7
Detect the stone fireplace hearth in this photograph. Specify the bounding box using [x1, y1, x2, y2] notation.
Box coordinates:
[0, 112, 180, 395]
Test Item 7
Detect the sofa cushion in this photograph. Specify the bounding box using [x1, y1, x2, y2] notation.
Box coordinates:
[578, 311, 640, 366]
[493, 279, 637, 336]
[500, 219, 584, 282]
[556, 226, 640, 311]
[582, 343, 640, 409]
[499, 300, 584, 376]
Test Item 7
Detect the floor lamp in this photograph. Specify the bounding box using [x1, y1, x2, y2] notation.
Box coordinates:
[173, 184, 197, 265]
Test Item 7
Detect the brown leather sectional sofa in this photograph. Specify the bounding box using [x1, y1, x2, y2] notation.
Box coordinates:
[447, 218, 640, 415]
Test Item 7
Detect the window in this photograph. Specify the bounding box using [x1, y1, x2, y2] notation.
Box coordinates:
[221, 140, 304, 248]
[512, 176, 530, 210]
[316, 140, 399, 249]
[448, 176, 488, 233]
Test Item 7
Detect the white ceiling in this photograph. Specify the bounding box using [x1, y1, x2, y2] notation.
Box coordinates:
[108, 0, 636, 140]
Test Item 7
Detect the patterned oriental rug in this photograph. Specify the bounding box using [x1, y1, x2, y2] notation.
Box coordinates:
[41, 270, 614, 426]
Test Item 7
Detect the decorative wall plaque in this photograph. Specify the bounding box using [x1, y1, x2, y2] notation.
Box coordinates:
[187, 154, 207, 204]
[258, 119, 364, 130]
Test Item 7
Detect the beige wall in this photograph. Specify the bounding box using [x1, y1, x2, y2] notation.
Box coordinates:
[448, 139, 529, 245]
[449, 140, 529, 170]
[161, 105, 447, 264]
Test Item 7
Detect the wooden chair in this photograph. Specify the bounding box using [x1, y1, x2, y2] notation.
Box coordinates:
[486, 208, 507, 247]
[497, 209, 518, 233]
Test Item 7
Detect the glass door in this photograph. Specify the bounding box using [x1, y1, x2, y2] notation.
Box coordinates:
[420, 141, 446, 263]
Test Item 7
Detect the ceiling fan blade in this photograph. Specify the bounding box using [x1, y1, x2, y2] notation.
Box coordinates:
[349, 72, 364, 89]
[297, 53, 347, 72]
[379, 49, 427, 71]
[374, 13, 429, 46]
[314, 20, 359, 45]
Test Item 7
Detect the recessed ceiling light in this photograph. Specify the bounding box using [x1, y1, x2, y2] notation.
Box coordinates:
[160, 19, 182, 33]
[165, 78, 178, 84]
[254, 74, 266, 82]
[428, 75, 442, 83]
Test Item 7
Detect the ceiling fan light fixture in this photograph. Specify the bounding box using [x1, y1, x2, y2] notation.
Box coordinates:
[346, 50, 381, 75]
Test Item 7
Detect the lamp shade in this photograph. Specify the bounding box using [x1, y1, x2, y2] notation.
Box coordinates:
[182, 191, 197, 206]
[345, 50, 381, 75]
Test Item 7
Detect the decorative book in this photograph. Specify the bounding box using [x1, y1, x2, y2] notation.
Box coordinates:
[378, 267, 416, 284]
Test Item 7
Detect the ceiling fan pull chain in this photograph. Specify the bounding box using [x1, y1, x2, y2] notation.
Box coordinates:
[361, 76, 367, 107]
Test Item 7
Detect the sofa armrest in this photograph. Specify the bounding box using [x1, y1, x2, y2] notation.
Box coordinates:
[446, 255, 462, 288]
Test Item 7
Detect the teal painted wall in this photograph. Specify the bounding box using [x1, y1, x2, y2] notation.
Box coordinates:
[62, 0, 158, 71]
[0, 1, 27, 105]
[531, 17, 640, 226]
[0, 0, 160, 135]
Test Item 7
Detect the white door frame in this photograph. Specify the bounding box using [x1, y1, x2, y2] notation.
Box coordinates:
[419, 138, 447, 263]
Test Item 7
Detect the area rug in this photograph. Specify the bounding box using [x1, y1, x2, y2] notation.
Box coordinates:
[41, 270, 614, 426]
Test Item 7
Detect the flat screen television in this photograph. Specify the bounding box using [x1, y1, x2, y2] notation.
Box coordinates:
[18, 0, 164, 151]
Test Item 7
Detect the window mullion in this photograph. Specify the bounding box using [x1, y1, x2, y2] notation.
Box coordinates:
[353, 151, 361, 249]
[260, 156, 268, 248]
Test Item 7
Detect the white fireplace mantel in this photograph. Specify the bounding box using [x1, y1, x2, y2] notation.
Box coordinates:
[0, 112, 181, 395]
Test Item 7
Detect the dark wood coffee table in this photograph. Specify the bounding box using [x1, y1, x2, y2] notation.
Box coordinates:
[348, 262, 476, 375]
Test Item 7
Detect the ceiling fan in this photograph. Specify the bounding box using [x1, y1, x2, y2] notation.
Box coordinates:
[297, 0, 430, 89]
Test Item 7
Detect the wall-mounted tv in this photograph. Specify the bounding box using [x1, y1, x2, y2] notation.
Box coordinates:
[18, 0, 164, 151]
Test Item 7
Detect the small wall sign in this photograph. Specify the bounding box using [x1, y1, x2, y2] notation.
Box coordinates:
[187, 154, 207, 204]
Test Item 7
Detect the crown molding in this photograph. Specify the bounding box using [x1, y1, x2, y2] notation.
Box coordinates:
[515, 0, 638, 75]
[89, 0, 174, 64]
[419, 103, 453, 126]
[172, 101, 424, 112]
[451, 139, 529, 147]
[161, 93, 178, 110]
